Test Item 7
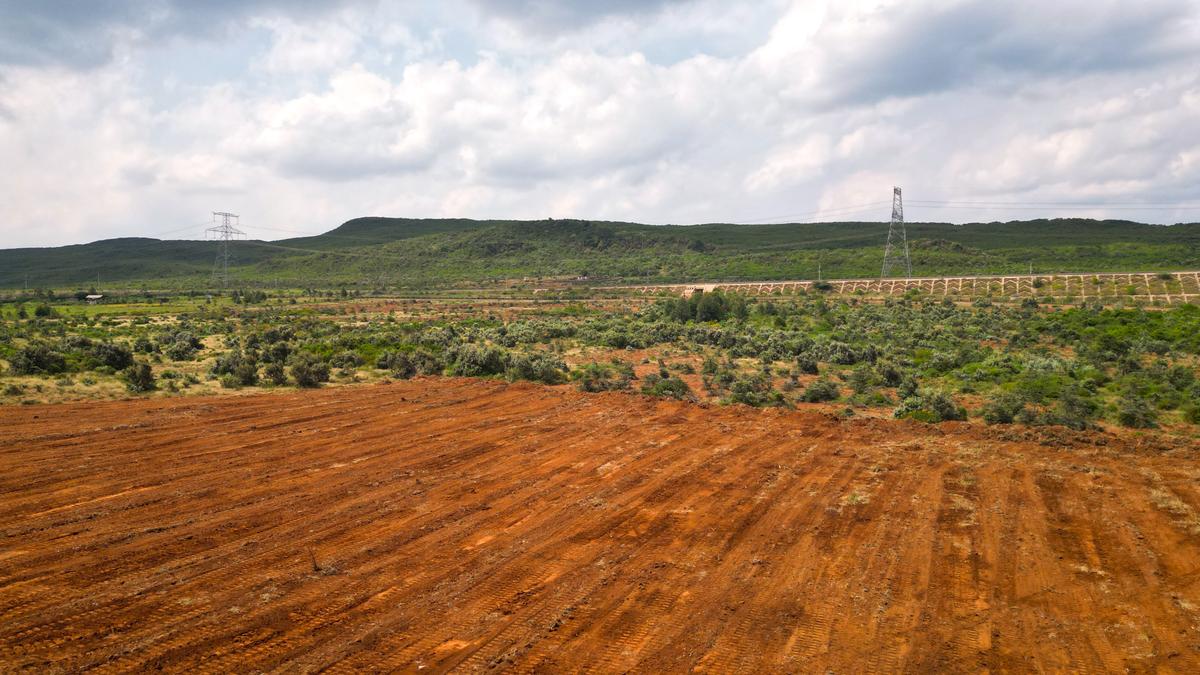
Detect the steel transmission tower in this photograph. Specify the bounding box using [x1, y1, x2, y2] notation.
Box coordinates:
[206, 211, 245, 288]
[881, 187, 911, 278]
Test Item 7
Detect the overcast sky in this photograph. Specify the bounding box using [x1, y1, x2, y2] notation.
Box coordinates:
[2, 0, 1199, 248]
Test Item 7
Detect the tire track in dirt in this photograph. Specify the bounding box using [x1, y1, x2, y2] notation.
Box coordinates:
[2, 379, 1199, 672]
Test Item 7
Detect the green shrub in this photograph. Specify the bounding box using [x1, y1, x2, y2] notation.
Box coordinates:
[377, 350, 416, 378]
[377, 349, 444, 378]
[1183, 404, 1200, 425]
[800, 379, 839, 403]
[448, 344, 508, 377]
[211, 350, 258, 386]
[725, 373, 784, 407]
[264, 362, 288, 386]
[10, 343, 67, 375]
[981, 391, 1026, 424]
[329, 351, 363, 369]
[571, 362, 632, 392]
[1051, 388, 1100, 430]
[290, 353, 330, 388]
[1116, 392, 1158, 428]
[505, 351, 567, 384]
[88, 342, 134, 370]
[163, 332, 202, 361]
[640, 373, 694, 400]
[121, 362, 156, 393]
[133, 336, 157, 353]
[894, 390, 966, 423]
[795, 356, 819, 375]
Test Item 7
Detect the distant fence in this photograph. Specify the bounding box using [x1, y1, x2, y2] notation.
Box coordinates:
[604, 270, 1200, 304]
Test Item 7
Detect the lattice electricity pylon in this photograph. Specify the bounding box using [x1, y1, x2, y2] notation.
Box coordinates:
[880, 187, 911, 278]
[206, 211, 245, 289]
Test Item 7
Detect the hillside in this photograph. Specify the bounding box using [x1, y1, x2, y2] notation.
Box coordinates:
[1, 217, 1198, 288]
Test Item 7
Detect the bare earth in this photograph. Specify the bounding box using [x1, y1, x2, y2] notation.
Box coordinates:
[2, 379, 1199, 672]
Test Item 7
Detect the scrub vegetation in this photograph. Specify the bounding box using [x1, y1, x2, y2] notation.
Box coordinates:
[2, 287, 1198, 435]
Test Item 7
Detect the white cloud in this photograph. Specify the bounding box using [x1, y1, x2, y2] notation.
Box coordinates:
[1, 0, 1200, 248]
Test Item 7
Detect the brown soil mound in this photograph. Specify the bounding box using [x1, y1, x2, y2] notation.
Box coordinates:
[1, 379, 1199, 672]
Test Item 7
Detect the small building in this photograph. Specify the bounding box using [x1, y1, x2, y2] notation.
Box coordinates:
[85, 294, 104, 304]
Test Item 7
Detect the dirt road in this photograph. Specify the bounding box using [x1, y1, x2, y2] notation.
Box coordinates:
[2, 379, 1199, 672]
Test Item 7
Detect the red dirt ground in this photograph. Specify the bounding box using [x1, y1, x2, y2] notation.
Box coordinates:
[2, 379, 1200, 672]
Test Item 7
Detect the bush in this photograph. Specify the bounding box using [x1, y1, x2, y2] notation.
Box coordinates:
[377, 351, 417, 378]
[211, 350, 258, 386]
[505, 351, 567, 384]
[448, 344, 508, 377]
[894, 390, 966, 423]
[981, 391, 1026, 424]
[10, 343, 67, 375]
[571, 362, 632, 392]
[329, 351, 363, 369]
[376, 349, 445, 378]
[121, 362, 156, 393]
[264, 362, 288, 386]
[163, 332, 202, 361]
[795, 356, 819, 375]
[1052, 388, 1100, 430]
[88, 342, 134, 370]
[290, 353, 330, 388]
[725, 373, 784, 407]
[133, 336, 157, 354]
[1116, 392, 1158, 428]
[800, 379, 840, 403]
[640, 373, 694, 400]
[897, 375, 919, 399]
[1183, 404, 1200, 425]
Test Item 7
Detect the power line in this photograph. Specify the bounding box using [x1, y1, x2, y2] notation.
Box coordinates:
[722, 200, 892, 224]
[909, 200, 1200, 211]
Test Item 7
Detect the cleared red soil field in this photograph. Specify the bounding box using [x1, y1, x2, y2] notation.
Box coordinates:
[2, 379, 1200, 672]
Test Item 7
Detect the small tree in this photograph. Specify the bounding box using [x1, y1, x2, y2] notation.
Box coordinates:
[264, 362, 288, 386]
[290, 353, 330, 388]
[1053, 388, 1100, 430]
[641, 373, 694, 400]
[1116, 392, 1158, 428]
[981, 391, 1025, 424]
[122, 362, 156, 393]
[801, 379, 840, 403]
[894, 390, 966, 423]
[10, 343, 67, 375]
[505, 351, 567, 384]
[1183, 404, 1200, 425]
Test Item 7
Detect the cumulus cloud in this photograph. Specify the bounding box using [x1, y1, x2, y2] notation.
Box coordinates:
[0, 0, 375, 68]
[1, 0, 1199, 247]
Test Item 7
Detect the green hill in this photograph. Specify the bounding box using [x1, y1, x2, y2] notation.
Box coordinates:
[1, 217, 1197, 289]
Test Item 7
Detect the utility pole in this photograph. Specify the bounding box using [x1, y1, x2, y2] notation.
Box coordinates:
[206, 212, 245, 290]
[881, 186, 911, 278]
